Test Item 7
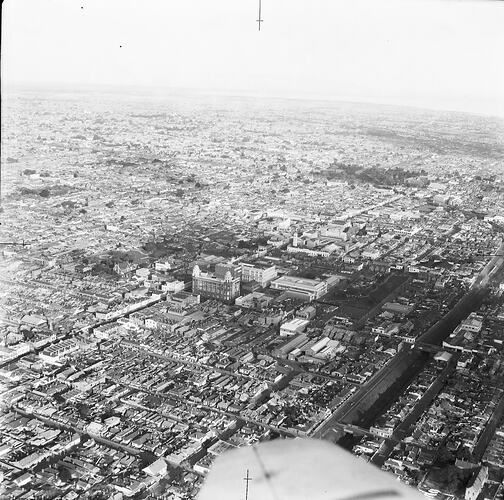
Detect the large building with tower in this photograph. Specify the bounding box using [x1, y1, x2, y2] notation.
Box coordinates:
[192, 264, 241, 303]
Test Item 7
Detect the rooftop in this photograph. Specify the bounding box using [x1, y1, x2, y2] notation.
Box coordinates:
[272, 276, 324, 287]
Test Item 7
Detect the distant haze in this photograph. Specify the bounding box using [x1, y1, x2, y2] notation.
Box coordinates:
[2, 0, 504, 117]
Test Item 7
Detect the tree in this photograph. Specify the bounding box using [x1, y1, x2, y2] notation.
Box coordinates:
[76, 402, 91, 419]
[58, 466, 72, 483]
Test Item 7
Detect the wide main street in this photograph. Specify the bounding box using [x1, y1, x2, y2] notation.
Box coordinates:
[311, 247, 504, 444]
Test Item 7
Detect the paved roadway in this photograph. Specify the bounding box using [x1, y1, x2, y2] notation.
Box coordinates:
[121, 341, 255, 382]
[106, 375, 298, 438]
[0, 293, 166, 369]
[312, 245, 504, 444]
[370, 356, 458, 467]
[471, 390, 504, 462]
[274, 356, 362, 387]
[311, 348, 423, 439]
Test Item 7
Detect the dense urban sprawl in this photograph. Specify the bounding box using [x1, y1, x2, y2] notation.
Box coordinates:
[1, 88, 504, 499]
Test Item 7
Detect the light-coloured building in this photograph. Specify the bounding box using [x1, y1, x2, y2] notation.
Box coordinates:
[382, 302, 413, 316]
[161, 280, 185, 293]
[39, 339, 79, 364]
[271, 275, 327, 301]
[273, 333, 309, 357]
[320, 223, 349, 241]
[296, 305, 316, 320]
[235, 291, 272, 309]
[460, 313, 483, 333]
[240, 261, 277, 287]
[280, 318, 310, 336]
[465, 466, 488, 500]
[287, 246, 331, 258]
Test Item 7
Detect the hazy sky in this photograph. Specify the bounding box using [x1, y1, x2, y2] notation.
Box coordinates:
[2, 0, 504, 116]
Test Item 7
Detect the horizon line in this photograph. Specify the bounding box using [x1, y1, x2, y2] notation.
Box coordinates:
[3, 80, 504, 121]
